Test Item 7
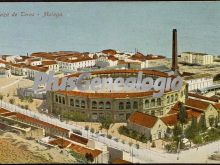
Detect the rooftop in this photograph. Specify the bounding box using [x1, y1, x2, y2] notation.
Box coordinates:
[128, 111, 158, 128]
[184, 73, 212, 80]
[185, 98, 210, 111]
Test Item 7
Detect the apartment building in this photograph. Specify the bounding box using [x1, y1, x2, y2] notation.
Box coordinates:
[182, 72, 213, 91]
[181, 52, 213, 65]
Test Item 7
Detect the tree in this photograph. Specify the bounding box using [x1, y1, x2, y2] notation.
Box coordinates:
[99, 116, 113, 135]
[173, 123, 182, 141]
[215, 116, 218, 128]
[178, 102, 188, 129]
[198, 114, 207, 132]
[191, 117, 198, 134]
[85, 153, 94, 163]
[185, 118, 198, 141]
[9, 98, 15, 104]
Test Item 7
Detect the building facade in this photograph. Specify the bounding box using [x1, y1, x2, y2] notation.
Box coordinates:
[183, 73, 213, 91]
[181, 52, 213, 65]
[46, 70, 187, 122]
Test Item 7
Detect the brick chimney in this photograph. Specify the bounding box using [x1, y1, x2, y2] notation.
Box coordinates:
[171, 29, 178, 71]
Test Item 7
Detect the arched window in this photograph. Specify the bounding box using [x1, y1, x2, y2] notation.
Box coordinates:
[157, 98, 161, 106]
[133, 101, 138, 109]
[145, 100, 149, 108]
[70, 98, 74, 106]
[175, 94, 178, 101]
[76, 100, 80, 107]
[92, 101, 97, 109]
[62, 97, 65, 104]
[171, 95, 174, 102]
[126, 102, 131, 109]
[59, 96, 61, 103]
[119, 102, 124, 110]
[105, 102, 111, 109]
[55, 95, 58, 102]
[151, 99, 155, 107]
[99, 102, 104, 109]
[81, 100, 85, 108]
[167, 96, 170, 104]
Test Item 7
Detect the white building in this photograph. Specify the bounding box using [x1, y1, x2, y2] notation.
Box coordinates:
[57, 57, 96, 71]
[183, 73, 213, 91]
[181, 52, 213, 65]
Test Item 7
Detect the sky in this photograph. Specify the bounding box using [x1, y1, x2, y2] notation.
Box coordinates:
[0, 2, 220, 57]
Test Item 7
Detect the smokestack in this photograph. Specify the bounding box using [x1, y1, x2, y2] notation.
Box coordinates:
[171, 29, 178, 71]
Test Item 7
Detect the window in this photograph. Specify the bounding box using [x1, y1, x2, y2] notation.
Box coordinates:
[171, 95, 174, 102]
[70, 99, 74, 106]
[157, 98, 161, 106]
[92, 101, 97, 109]
[175, 94, 178, 101]
[105, 102, 111, 109]
[55, 95, 58, 102]
[151, 99, 155, 107]
[81, 100, 85, 108]
[59, 96, 61, 103]
[145, 100, 149, 108]
[76, 100, 80, 107]
[126, 102, 131, 109]
[99, 102, 104, 109]
[62, 97, 65, 104]
[167, 96, 170, 104]
[133, 101, 138, 109]
[119, 102, 124, 110]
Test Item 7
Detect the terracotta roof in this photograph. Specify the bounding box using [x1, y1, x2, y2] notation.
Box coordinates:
[130, 52, 165, 61]
[66, 69, 170, 78]
[0, 108, 10, 114]
[185, 98, 210, 110]
[108, 55, 118, 61]
[58, 90, 156, 99]
[161, 114, 178, 126]
[101, 49, 117, 55]
[186, 109, 202, 119]
[128, 111, 158, 128]
[55, 69, 176, 98]
[68, 143, 102, 159]
[69, 133, 88, 145]
[42, 61, 57, 65]
[112, 159, 132, 164]
[161, 109, 202, 126]
[0, 112, 17, 117]
[16, 113, 69, 133]
[26, 65, 49, 72]
[213, 103, 220, 110]
[49, 138, 71, 148]
[188, 93, 219, 102]
[56, 56, 93, 63]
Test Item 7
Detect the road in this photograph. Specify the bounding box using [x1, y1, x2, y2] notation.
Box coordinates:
[1, 100, 220, 163]
[0, 77, 21, 91]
